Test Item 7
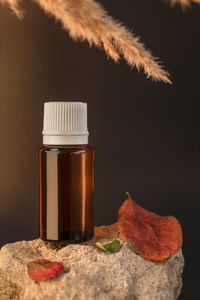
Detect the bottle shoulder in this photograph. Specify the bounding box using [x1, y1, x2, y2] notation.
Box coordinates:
[39, 144, 94, 155]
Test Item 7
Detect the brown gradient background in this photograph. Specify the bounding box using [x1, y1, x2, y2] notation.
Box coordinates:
[0, 1, 199, 298]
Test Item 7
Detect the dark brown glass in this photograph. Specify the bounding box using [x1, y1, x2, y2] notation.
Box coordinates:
[39, 144, 94, 243]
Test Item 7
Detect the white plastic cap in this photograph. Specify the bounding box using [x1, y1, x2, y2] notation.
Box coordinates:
[42, 102, 89, 145]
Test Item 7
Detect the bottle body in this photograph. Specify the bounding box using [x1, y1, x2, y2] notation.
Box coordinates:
[39, 144, 94, 243]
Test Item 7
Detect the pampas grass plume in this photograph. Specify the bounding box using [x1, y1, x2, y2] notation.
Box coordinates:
[0, 0, 173, 83]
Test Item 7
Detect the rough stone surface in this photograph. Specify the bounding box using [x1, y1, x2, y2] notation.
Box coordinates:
[0, 223, 184, 300]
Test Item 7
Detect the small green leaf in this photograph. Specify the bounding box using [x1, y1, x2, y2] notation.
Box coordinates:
[95, 240, 120, 253]
[168, 215, 175, 220]
[104, 240, 120, 252]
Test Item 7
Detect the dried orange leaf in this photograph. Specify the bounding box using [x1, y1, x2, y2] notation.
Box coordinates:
[27, 259, 64, 281]
[95, 240, 120, 253]
[118, 193, 183, 262]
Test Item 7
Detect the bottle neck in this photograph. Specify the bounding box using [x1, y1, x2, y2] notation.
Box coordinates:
[43, 135, 88, 145]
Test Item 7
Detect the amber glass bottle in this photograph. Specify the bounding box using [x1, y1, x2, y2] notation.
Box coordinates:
[39, 102, 94, 243]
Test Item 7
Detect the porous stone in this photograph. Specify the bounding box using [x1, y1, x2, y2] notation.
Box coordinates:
[0, 223, 184, 300]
